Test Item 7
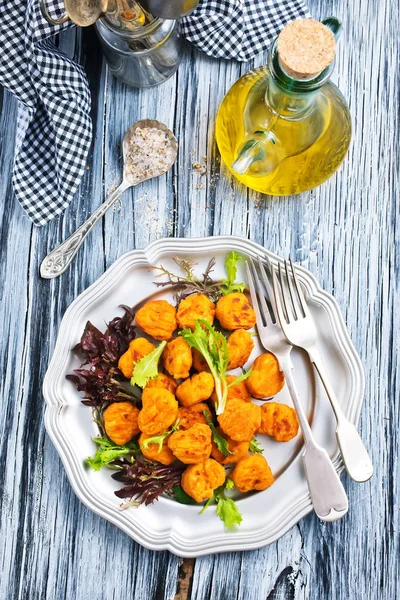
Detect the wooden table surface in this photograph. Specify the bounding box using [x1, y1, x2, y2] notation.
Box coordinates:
[1, 0, 398, 598]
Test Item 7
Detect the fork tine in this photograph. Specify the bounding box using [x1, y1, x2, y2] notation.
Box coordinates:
[278, 262, 296, 322]
[245, 262, 265, 328]
[257, 255, 277, 320]
[289, 258, 309, 317]
[272, 266, 288, 326]
[284, 259, 299, 320]
[249, 259, 274, 327]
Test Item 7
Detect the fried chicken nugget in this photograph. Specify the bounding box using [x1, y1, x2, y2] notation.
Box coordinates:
[118, 338, 156, 378]
[139, 433, 176, 465]
[215, 292, 256, 330]
[178, 403, 212, 430]
[168, 423, 212, 464]
[138, 387, 178, 436]
[218, 398, 261, 442]
[103, 401, 140, 445]
[211, 426, 250, 465]
[136, 300, 177, 341]
[230, 454, 274, 493]
[163, 337, 192, 379]
[245, 352, 285, 399]
[176, 293, 216, 331]
[227, 329, 254, 369]
[176, 372, 215, 407]
[181, 458, 226, 502]
[192, 348, 210, 372]
[210, 375, 251, 407]
[259, 402, 299, 442]
[145, 373, 177, 395]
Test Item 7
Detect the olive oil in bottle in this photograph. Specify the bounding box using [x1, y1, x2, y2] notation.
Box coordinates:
[216, 18, 351, 196]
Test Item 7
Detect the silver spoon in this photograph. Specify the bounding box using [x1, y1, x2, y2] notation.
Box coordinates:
[40, 119, 178, 279]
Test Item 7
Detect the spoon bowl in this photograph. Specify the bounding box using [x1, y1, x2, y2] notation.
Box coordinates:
[122, 119, 178, 184]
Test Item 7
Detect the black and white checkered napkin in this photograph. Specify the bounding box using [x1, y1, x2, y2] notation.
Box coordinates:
[0, 0, 91, 226]
[181, 0, 309, 61]
[0, 0, 308, 226]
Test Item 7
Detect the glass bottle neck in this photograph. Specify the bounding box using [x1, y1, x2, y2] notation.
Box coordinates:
[265, 38, 334, 120]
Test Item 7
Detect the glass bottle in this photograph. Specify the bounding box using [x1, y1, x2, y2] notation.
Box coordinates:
[215, 18, 351, 195]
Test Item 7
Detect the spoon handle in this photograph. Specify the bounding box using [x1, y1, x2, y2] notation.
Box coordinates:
[40, 180, 130, 279]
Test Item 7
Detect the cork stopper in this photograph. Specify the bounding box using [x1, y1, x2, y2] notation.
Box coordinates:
[277, 19, 336, 80]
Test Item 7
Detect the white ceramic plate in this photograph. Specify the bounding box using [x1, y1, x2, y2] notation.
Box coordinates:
[43, 236, 365, 557]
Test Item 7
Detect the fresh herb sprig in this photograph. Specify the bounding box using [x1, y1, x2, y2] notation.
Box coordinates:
[153, 257, 220, 303]
[203, 410, 232, 456]
[130, 341, 166, 388]
[180, 319, 229, 415]
[141, 421, 180, 452]
[152, 251, 246, 303]
[86, 436, 139, 471]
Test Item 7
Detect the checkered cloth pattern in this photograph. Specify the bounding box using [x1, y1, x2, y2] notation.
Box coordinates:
[0, 0, 91, 226]
[181, 0, 309, 61]
[0, 0, 308, 225]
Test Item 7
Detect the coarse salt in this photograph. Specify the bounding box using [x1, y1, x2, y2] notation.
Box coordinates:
[125, 127, 176, 184]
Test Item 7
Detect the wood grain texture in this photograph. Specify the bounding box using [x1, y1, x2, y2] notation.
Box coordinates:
[0, 0, 398, 598]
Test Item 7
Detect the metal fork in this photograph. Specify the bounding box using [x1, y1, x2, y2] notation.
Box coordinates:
[246, 257, 349, 522]
[272, 259, 373, 483]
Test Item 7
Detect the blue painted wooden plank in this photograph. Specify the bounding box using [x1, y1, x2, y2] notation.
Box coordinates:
[0, 0, 398, 597]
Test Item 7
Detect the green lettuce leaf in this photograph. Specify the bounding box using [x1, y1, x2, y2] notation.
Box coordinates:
[130, 341, 167, 388]
[220, 251, 246, 295]
[180, 320, 229, 415]
[249, 438, 264, 454]
[141, 421, 180, 452]
[227, 368, 252, 388]
[200, 479, 243, 527]
[86, 436, 139, 471]
[216, 494, 243, 527]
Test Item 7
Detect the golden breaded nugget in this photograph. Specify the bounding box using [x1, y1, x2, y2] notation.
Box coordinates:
[210, 375, 251, 408]
[259, 402, 299, 442]
[176, 372, 215, 407]
[246, 353, 284, 398]
[178, 403, 211, 430]
[139, 433, 176, 465]
[138, 387, 178, 436]
[103, 401, 140, 445]
[136, 300, 177, 340]
[218, 398, 261, 442]
[230, 454, 274, 492]
[145, 373, 177, 395]
[211, 426, 250, 465]
[181, 459, 226, 502]
[227, 329, 254, 369]
[215, 292, 256, 330]
[168, 423, 212, 464]
[176, 293, 215, 331]
[192, 348, 210, 372]
[163, 337, 192, 379]
[118, 338, 156, 378]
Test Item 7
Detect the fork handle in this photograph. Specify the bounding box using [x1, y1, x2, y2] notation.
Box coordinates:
[308, 348, 374, 483]
[283, 366, 348, 521]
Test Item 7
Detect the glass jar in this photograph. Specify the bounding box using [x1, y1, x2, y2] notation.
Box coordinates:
[96, 17, 183, 88]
